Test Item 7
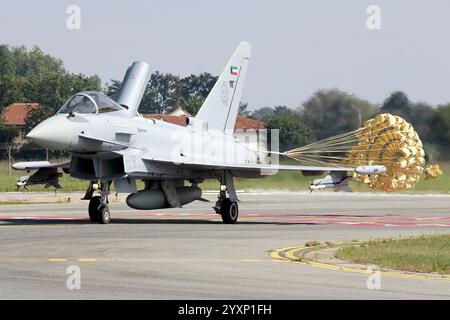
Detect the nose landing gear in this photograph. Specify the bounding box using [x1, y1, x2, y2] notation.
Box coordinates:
[87, 181, 111, 224]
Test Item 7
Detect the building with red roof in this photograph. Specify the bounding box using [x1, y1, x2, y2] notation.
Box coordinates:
[1, 103, 40, 142]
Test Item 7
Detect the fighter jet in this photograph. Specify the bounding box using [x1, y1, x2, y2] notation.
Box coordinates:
[12, 42, 386, 224]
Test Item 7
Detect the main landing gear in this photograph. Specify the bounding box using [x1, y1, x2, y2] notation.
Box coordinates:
[213, 171, 239, 224]
[87, 181, 111, 224]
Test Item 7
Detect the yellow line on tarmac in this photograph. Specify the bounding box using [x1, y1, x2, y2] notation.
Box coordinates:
[48, 258, 67, 262]
[270, 245, 450, 282]
[43, 257, 270, 264]
[78, 258, 97, 262]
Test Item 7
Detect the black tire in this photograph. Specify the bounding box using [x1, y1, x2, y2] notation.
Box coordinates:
[98, 205, 111, 224]
[88, 196, 102, 222]
[220, 198, 238, 224]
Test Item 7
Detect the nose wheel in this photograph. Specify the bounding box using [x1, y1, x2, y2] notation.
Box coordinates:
[87, 181, 111, 224]
[88, 196, 111, 224]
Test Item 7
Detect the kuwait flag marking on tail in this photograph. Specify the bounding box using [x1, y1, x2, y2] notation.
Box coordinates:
[230, 66, 238, 76]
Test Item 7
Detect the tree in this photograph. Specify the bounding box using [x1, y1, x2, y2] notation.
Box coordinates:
[265, 114, 314, 150]
[0, 74, 26, 109]
[0, 45, 101, 113]
[104, 79, 122, 101]
[177, 96, 205, 116]
[12, 45, 64, 77]
[431, 104, 450, 144]
[238, 102, 250, 116]
[0, 45, 14, 76]
[251, 107, 274, 120]
[24, 105, 54, 131]
[301, 89, 376, 140]
[409, 102, 435, 144]
[139, 72, 180, 114]
[273, 105, 297, 117]
[0, 125, 19, 143]
[177, 73, 217, 100]
[380, 91, 412, 121]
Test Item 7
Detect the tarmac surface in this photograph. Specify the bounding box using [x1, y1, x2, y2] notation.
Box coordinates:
[0, 192, 449, 299]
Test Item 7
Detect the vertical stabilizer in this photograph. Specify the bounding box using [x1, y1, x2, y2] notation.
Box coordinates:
[117, 61, 150, 117]
[195, 42, 251, 133]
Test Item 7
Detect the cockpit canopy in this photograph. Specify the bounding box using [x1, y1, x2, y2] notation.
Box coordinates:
[58, 92, 124, 115]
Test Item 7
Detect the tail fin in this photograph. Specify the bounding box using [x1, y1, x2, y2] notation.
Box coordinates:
[117, 61, 151, 117]
[195, 41, 251, 133]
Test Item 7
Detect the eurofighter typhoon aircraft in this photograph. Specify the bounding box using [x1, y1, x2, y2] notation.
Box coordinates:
[13, 42, 385, 224]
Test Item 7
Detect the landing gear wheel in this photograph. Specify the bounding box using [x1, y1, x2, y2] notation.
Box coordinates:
[220, 198, 238, 224]
[98, 205, 111, 224]
[88, 196, 111, 224]
[88, 196, 101, 222]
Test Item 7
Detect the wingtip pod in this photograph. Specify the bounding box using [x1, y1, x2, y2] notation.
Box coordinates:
[237, 41, 252, 59]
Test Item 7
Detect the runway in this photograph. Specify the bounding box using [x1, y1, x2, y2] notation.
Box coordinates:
[0, 192, 449, 299]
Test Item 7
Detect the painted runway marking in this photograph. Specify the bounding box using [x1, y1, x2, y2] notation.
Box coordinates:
[270, 245, 450, 282]
[0, 209, 449, 227]
[279, 220, 450, 227]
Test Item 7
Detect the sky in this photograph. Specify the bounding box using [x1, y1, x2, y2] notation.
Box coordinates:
[1, 0, 450, 110]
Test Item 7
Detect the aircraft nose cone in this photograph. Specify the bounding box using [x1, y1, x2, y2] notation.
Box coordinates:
[27, 116, 73, 150]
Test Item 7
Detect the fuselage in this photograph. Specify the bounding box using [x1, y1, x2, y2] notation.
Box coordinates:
[27, 109, 259, 179]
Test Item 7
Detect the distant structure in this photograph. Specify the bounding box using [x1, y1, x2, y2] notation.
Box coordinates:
[142, 107, 268, 161]
[1, 103, 39, 142]
[166, 106, 191, 116]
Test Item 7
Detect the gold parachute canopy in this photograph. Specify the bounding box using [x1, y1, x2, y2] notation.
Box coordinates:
[285, 113, 435, 192]
[423, 164, 443, 180]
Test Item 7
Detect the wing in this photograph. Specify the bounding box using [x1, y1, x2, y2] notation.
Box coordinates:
[142, 154, 385, 177]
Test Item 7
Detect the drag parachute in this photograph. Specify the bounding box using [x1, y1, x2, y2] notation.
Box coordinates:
[285, 113, 442, 192]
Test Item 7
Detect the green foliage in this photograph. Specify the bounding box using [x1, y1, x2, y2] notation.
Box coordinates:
[251, 106, 274, 120]
[301, 89, 376, 140]
[0, 45, 14, 76]
[0, 125, 19, 143]
[238, 102, 250, 116]
[177, 95, 205, 116]
[105, 72, 217, 115]
[104, 79, 121, 101]
[336, 235, 450, 274]
[431, 104, 450, 154]
[274, 105, 297, 117]
[0, 45, 101, 113]
[408, 102, 435, 143]
[380, 91, 444, 158]
[177, 73, 217, 100]
[265, 114, 314, 150]
[381, 91, 411, 120]
[140, 72, 180, 114]
[24, 105, 54, 130]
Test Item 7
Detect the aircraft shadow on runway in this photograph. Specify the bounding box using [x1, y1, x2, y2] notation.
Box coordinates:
[0, 217, 330, 226]
[0, 212, 402, 226]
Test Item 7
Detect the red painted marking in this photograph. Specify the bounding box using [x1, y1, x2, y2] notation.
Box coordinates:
[0, 211, 448, 228]
[280, 219, 450, 227]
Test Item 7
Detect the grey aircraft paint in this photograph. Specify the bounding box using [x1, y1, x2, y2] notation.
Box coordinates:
[13, 42, 386, 223]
